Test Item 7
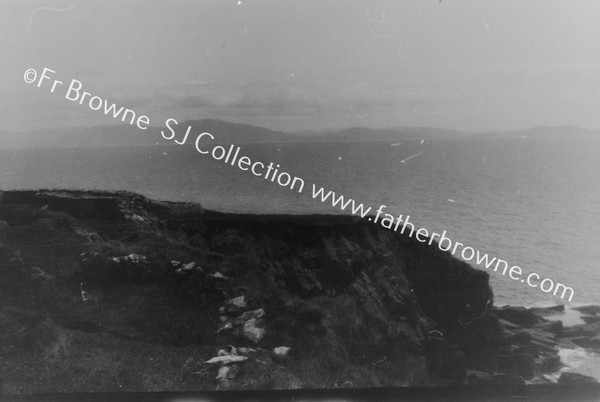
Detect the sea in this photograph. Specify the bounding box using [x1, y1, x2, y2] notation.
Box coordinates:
[1, 136, 600, 380]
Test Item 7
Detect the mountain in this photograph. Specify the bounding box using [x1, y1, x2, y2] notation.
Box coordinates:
[1, 120, 597, 149]
[177, 119, 295, 144]
[0, 120, 300, 149]
[313, 126, 465, 142]
[469, 125, 600, 139]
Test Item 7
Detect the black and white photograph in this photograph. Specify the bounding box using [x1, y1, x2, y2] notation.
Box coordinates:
[1, 1, 600, 401]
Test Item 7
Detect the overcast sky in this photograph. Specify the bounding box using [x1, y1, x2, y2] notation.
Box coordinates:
[2, 0, 600, 132]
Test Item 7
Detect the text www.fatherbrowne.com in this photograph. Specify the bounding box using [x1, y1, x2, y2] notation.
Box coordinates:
[311, 185, 574, 302]
[24, 66, 575, 302]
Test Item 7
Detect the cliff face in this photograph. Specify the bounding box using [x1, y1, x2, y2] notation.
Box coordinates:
[0, 190, 505, 392]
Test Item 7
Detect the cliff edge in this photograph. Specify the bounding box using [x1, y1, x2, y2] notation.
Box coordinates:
[0, 190, 592, 393]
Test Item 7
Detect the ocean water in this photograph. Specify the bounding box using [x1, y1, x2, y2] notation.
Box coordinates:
[1, 137, 599, 308]
[546, 348, 600, 383]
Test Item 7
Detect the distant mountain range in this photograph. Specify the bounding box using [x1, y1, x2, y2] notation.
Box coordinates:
[1, 119, 598, 149]
[467, 125, 600, 139]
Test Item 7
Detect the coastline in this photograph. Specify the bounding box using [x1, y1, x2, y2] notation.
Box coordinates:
[0, 189, 598, 395]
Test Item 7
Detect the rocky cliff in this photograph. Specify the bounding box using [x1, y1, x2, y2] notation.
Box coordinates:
[0, 190, 595, 393]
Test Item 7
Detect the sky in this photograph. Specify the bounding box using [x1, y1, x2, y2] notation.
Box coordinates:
[2, 0, 600, 133]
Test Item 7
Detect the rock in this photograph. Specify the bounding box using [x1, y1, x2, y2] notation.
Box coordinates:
[530, 340, 559, 355]
[498, 319, 521, 330]
[558, 372, 599, 385]
[243, 318, 265, 343]
[216, 365, 231, 381]
[239, 308, 266, 321]
[537, 354, 561, 373]
[572, 305, 600, 316]
[528, 375, 554, 385]
[495, 306, 539, 327]
[529, 305, 565, 317]
[503, 329, 532, 346]
[562, 324, 600, 339]
[219, 295, 247, 316]
[208, 272, 229, 280]
[582, 316, 600, 324]
[111, 253, 147, 264]
[514, 352, 535, 380]
[128, 213, 145, 222]
[495, 350, 534, 379]
[216, 322, 233, 333]
[217, 308, 267, 336]
[571, 336, 600, 349]
[175, 262, 203, 274]
[73, 226, 103, 243]
[534, 320, 563, 336]
[229, 296, 246, 308]
[521, 328, 558, 353]
[207, 346, 252, 389]
[218, 346, 236, 356]
[272, 346, 291, 361]
[205, 355, 247, 365]
[216, 364, 241, 390]
[79, 251, 158, 284]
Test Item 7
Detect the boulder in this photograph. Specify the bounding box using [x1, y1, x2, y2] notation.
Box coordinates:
[558, 372, 598, 385]
[537, 354, 561, 373]
[243, 318, 265, 343]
